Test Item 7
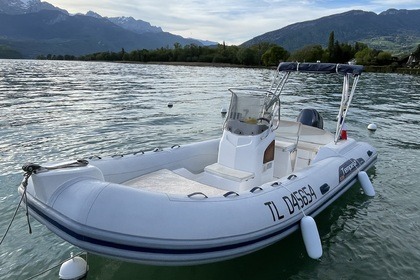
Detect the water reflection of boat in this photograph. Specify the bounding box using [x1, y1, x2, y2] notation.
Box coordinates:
[19, 62, 377, 266]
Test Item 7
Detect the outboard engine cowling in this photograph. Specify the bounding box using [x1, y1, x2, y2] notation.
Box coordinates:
[297, 108, 324, 129]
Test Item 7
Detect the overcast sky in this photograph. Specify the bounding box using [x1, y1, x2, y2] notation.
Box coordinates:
[46, 0, 419, 45]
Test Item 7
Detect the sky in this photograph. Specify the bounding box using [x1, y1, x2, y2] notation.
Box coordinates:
[45, 0, 419, 45]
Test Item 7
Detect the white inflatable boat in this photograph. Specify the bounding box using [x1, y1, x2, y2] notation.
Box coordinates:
[19, 62, 377, 266]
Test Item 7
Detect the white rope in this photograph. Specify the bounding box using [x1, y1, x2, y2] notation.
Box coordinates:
[0, 172, 32, 246]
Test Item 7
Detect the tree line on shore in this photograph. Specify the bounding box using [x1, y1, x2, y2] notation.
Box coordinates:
[37, 32, 420, 68]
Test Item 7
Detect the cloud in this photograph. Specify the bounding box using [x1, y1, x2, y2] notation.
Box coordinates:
[46, 0, 420, 44]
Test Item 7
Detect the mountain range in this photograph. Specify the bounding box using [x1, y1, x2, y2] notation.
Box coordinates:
[0, 1, 419, 58]
[243, 9, 420, 54]
[0, 0, 211, 58]
[0, 0, 67, 15]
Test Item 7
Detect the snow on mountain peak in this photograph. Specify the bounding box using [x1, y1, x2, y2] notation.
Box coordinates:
[0, 0, 67, 15]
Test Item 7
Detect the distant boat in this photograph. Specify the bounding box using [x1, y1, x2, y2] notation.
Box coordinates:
[19, 62, 377, 265]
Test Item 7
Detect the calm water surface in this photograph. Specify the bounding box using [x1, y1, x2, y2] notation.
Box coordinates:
[1, 60, 419, 279]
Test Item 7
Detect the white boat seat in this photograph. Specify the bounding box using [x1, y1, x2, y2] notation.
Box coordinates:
[205, 163, 254, 182]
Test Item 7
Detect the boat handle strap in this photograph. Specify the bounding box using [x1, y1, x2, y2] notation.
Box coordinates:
[223, 191, 239, 197]
[250, 186, 263, 193]
[187, 192, 208, 198]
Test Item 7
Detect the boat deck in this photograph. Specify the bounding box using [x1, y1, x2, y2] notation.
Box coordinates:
[124, 168, 227, 197]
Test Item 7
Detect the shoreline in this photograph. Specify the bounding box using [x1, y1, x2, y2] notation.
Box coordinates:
[364, 65, 420, 75]
[14, 58, 419, 74]
[116, 60, 272, 69]
[117, 61, 419, 74]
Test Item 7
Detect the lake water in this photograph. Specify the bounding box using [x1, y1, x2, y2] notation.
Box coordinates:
[1, 60, 419, 279]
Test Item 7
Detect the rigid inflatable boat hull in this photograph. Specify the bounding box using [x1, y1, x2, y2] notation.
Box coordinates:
[20, 138, 377, 265]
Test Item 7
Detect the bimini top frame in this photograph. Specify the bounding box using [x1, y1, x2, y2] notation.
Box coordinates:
[268, 62, 364, 143]
[276, 62, 363, 75]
